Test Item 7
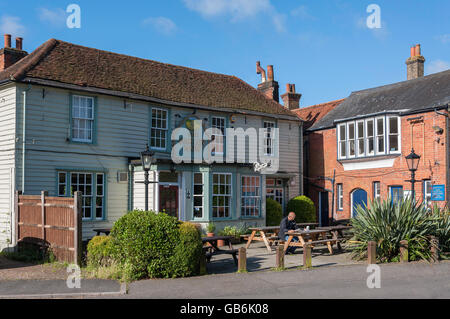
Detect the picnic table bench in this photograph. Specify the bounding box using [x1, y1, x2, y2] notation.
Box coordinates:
[316, 225, 352, 250]
[282, 228, 341, 254]
[202, 236, 238, 265]
[243, 223, 319, 252]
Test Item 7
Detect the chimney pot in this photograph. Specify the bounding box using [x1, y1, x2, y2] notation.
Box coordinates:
[267, 65, 274, 81]
[410, 46, 415, 57]
[15, 37, 23, 50]
[415, 44, 421, 56]
[4, 34, 11, 48]
[406, 43, 425, 80]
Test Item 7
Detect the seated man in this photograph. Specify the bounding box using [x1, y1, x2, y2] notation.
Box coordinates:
[278, 212, 299, 254]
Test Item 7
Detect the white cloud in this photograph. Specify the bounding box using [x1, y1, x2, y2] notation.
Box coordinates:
[38, 8, 66, 27]
[0, 15, 26, 36]
[142, 17, 177, 35]
[356, 16, 389, 40]
[291, 5, 314, 20]
[427, 60, 450, 74]
[435, 34, 450, 44]
[183, 0, 286, 32]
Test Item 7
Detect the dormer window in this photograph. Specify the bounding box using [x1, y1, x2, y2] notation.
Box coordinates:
[337, 115, 400, 160]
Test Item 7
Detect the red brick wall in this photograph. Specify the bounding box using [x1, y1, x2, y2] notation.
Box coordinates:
[307, 111, 447, 220]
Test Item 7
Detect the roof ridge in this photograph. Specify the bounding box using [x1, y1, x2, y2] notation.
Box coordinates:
[294, 98, 345, 112]
[55, 39, 237, 79]
[10, 38, 58, 80]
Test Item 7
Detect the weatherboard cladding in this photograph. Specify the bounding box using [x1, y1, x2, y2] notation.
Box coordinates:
[0, 39, 298, 119]
[309, 69, 450, 131]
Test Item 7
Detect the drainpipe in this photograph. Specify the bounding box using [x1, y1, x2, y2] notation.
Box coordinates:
[21, 85, 31, 194]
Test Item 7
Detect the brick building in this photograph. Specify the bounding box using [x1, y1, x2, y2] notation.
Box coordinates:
[296, 44, 450, 225]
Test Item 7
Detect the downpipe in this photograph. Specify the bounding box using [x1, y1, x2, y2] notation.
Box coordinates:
[21, 84, 31, 194]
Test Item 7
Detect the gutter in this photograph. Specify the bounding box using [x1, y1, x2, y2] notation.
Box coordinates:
[21, 84, 32, 193]
[19, 77, 301, 122]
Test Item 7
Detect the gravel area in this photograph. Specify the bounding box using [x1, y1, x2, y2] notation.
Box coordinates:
[0, 256, 68, 281]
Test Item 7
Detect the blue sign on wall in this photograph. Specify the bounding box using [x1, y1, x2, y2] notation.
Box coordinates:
[431, 185, 445, 201]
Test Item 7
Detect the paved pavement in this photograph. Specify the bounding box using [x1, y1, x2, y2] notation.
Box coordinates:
[125, 261, 450, 299]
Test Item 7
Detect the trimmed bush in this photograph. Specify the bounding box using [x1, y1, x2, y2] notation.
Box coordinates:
[87, 235, 114, 267]
[266, 198, 282, 226]
[109, 210, 203, 280]
[286, 195, 316, 223]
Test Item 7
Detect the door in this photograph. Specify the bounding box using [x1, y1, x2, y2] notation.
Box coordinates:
[351, 189, 367, 218]
[319, 192, 329, 226]
[159, 185, 179, 218]
[390, 186, 403, 204]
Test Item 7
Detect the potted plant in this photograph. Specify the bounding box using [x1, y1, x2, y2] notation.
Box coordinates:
[206, 222, 216, 237]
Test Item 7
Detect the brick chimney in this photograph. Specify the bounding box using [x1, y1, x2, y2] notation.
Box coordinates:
[0, 34, 28, 72]
[406, 44, 425, 80]
[281, 84, 302, 110]
[256, 62, 279, 103]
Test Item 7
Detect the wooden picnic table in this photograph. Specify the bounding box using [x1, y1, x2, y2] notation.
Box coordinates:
[316, 225, 352, 250]
[202, 236, 238, 265]
[283, 229, 340, 254]
[93, 228, 111, 236]
[245, 223, 319, 252]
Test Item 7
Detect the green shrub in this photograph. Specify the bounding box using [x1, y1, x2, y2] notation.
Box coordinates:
[109, 210, 202, 280]
[87, 236, 114, 267]
[286, 195, 316, 223]
[218, 225, 248, 238]
[206, 222, 216, 233]
[430, 204, 450, 252]
[350, 198, 437, 262]
[266, 198, 282, 226]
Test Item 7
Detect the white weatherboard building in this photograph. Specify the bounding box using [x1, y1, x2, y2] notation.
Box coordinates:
[0, 36, 303, 249]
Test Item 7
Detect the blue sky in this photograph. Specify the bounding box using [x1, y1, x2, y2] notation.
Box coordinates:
[0, 0, 449, 107]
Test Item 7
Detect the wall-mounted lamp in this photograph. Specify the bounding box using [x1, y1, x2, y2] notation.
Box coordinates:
[433, 126, 444, 134]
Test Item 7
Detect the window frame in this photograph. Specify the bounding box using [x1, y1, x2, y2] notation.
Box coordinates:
[347, 121, 356, 158]
[337, 124, 347, 159]
[387, 116, 401, 154]
[365, 118, 375, 156]
[356, 120, 365, 157]
[57, 170, 106, 221]
[150, 107, 169, 151]
[375, 116, 386, 155]
[423, 180, 432, 207]
[337, 183, 343, 211]
[211, 116, 226, 156]
[373, 181, 381, 201]
[211, 172, 232, 219]
[70, 94, 96, 144]
[263, 121, 276, 156]
[241, 175, 261, 218]
[193, 172, 204, 219]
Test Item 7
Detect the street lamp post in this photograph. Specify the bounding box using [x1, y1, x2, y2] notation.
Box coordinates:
[405, 148, 421, 202]
[140, 144, 155, 211]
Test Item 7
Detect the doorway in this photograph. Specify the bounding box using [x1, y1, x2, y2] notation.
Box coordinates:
[159, 185, 179, 218]
[351, 188, 367, 218]
[319, 191, 329, 226]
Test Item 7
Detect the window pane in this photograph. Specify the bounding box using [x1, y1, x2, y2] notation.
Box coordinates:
[357, 122, 364, 138]
[367, 120, 374, 137]
[389, 117, 398, 134]
[348, 123, 355, 139]
[339, 125, 346, 141]
[389, 135, 398, 152]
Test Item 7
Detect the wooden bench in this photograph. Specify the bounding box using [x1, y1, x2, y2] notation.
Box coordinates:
[205, 249, 238, 265]
[305, 239, 341, 254]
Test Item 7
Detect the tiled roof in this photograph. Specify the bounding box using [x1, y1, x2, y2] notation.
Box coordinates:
[310, 69, 450, 130]
[293, 99, 345, 130]
[0, 39, 299, 119]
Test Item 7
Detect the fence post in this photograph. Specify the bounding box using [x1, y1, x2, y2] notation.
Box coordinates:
[303, 244, 312, 269]
[41, 191, 48, 243]
[73, 191, 82, 266]
[430, 235, 439, 262]
[368, 241, 376, 264]
[237, 247, 247, 273]
[276, 245, 284, 269]
[399, 240, 408, 263]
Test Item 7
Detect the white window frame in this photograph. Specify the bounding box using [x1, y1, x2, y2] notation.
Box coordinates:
[72, 95, 94, 143]
[373, 181, 381, 200]
[241, 176, 261, 217]
[212, 173, 232, 219]
[337, 184, 343, 211]
[337, 124, 347, 159]
[211, 116, 226, 155]
[375, 116, 385, 155]
[263, 121, 276, 156]
[356, 120, 365, 157]
[95, 173, 104, 220]
[365, 119, 375, 156]
[70, 172, 94, 220]
[423, 180, 432, 207]
[193, 173, 204, 219]
[150, 107, 169, 150]
[387, 116, 401, 154]
[347, 122, 356, 158]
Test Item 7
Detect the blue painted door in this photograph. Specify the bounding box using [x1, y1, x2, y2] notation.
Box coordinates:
[352, 189, 367, 217]
[390, 186, 403, 204]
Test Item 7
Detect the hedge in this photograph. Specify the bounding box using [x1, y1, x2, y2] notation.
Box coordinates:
[286, 195, 316, 223]
[266, 198, 283, 226]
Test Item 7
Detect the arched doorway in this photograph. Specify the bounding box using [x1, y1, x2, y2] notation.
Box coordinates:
[351, 188, 367, 218]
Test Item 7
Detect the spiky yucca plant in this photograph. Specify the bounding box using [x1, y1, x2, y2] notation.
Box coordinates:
[430, 203, 450, 253]
[350, 198, 438, 262]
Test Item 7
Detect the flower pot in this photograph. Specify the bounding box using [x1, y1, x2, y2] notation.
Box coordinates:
[217, 239, 225, 247]
[206, 232, 215, 237]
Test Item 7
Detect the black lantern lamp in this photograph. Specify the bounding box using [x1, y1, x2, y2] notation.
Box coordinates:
[140, 144, 155, 211]
[405, 148, 421, 202]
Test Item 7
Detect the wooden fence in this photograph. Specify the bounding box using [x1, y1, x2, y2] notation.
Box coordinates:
[15, 191, 82, 265]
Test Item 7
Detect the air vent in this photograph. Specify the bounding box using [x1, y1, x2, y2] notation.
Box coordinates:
[117, 171, 128, 183]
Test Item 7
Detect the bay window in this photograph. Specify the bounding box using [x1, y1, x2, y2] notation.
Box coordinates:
[337, 115, 400, 160]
